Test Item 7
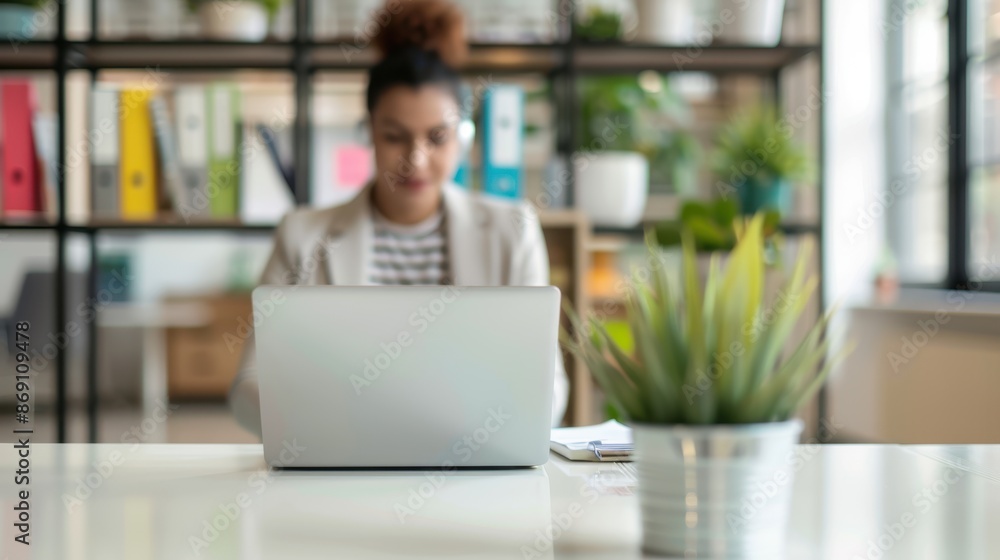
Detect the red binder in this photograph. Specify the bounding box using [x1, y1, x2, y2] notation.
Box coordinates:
[1, 81, 41, 216]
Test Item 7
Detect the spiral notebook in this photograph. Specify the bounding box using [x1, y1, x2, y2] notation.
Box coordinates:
[550, 420, 633, 462]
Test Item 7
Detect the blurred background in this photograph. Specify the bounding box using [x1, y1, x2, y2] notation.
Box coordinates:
[0, 0, 997, 444]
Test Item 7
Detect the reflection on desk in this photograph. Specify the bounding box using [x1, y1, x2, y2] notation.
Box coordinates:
[0, 444, 998, 559]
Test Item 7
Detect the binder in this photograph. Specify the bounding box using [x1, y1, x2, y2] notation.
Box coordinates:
[207, 84, 241, 219]
[175, 86, 210, 220]
[119, 87, 158, 220]
[31, 113, 59, 221]
[240, 124, 293, 225]
[91, 87, 120, 218]
[481, 84, 524, 199]
[1, 81, 41, 216]
[149, 94, 188, 215]
[66, 72, 92, 223]
[0, 84, 3, 211]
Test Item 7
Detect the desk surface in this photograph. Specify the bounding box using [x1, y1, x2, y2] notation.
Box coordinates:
[1, 444, 998, 559]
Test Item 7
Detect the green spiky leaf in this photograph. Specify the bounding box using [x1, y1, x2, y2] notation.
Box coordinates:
[561, 214, 851, 425]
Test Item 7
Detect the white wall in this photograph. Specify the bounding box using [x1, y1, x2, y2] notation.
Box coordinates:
[822, 0, 891, 439]
[823, 0, 888, 308]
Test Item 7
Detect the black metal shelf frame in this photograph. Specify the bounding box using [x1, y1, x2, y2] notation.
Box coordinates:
[4, 41, 819, 73]
[0, 0, 825, 442]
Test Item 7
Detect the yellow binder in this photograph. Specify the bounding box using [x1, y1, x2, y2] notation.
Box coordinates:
[119, 87, 158, 220]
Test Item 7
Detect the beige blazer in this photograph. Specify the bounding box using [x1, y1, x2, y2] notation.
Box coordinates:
[229, 183, 570, 437]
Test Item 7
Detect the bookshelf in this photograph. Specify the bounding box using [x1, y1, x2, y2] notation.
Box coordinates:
[0, 0, 826, 441]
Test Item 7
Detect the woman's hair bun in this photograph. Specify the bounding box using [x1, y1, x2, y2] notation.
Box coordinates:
[372, 0, 468, 69]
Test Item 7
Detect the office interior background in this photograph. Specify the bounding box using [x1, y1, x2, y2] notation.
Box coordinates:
[0, 0, 997, 445]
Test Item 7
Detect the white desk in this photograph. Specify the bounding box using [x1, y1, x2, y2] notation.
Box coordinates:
[1, 444, 998, 559]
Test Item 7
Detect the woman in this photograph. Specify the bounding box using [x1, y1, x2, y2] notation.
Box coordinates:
[229, 0, 569, 437]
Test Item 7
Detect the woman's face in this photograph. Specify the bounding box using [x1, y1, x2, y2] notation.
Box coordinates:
[369, 84, 462, 222]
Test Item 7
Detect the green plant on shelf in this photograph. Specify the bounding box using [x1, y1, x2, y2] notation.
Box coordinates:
[574, 5, 623, 42]
[562, 215, 850, 425]
[578, 73, 701, 195]
[653, 198, 782, 255]
[185, 0, 287, 19]
[0, 0, 47, 6]
[713, 105, 812, 184]
[712, 105, 814, 217]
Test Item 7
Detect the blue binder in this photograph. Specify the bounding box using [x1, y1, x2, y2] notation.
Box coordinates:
[481, 85, 524, 199]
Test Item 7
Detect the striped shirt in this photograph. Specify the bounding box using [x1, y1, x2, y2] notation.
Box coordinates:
[369, 207, 450, 285]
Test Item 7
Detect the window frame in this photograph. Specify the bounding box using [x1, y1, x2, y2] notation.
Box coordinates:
[888, 0, 1000, 291]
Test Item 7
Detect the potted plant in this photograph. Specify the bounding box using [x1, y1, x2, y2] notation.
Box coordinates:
[712, 105, 811, 216]
[574, 5, 625, 42]
[563, 215, 848, 558]
[717, 0, 787, 46]
[186, 0, 285, 41]
[0, 0, 45, 39]
[575, 74, 701, 227]
[634, 0, 696, 44]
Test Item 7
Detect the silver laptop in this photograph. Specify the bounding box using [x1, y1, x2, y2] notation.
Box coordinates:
[252, 285, 560, 468]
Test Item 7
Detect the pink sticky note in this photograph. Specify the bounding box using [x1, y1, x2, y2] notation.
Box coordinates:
[335, 144, 372, 190]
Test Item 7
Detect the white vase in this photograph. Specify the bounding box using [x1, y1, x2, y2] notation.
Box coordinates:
[716, 0, 787, 46]
[574, 151, 649, 228]
[634, 0, 695, 44]
[197, 1, 268, 41]
[632, 420, 803, 559]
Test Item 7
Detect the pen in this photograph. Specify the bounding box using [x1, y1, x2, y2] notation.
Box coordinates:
[588, 440, 633, 460]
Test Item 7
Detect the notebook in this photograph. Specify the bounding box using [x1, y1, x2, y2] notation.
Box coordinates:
[550, 420, 633, 462]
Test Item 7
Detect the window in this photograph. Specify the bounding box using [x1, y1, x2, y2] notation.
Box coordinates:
[887, 0, 1000, 288]
[968, 0, 1000, 279]
[886, 0, 950, 284]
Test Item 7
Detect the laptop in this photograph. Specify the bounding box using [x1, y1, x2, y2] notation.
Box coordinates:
[252, 285, 560, 468]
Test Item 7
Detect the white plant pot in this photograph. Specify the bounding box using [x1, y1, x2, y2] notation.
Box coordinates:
[632, 420, 803, 559]
[575, 151, 649, 228]
[717, 0, 787, 46]
[634, 0, 696, 44]
[197, 1, 268, 41]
